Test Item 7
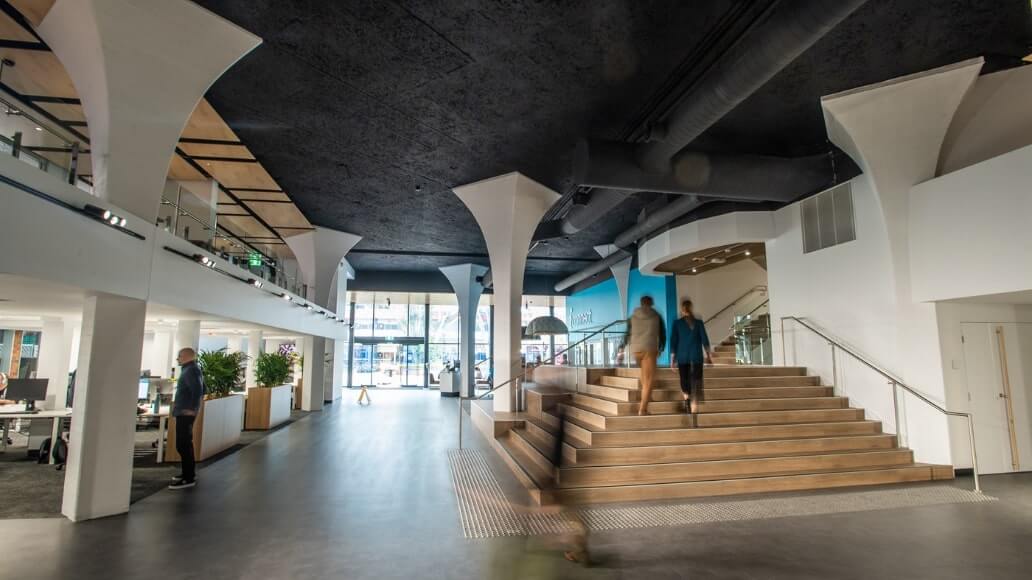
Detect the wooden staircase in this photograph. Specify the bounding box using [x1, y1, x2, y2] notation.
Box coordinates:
[491, 364, 954, 505]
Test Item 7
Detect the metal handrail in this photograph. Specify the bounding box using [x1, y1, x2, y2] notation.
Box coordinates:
[458, 319, 627, 449]
[780, 316, 980, 492]
[705, 285, 768, 326]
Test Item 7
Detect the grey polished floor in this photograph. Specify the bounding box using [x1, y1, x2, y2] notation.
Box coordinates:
[2, 390, 1031, 579]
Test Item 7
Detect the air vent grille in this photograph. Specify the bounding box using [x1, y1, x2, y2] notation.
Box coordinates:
[801, 182, 855, 254]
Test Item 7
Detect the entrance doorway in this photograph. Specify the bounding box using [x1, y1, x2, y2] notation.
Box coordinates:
[961, 322, 1032, 474]
[351, 339, 425, 389]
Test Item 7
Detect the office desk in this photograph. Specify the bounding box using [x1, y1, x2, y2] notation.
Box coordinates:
[140, 407, 170, 462]
[0, 408, 72, 464]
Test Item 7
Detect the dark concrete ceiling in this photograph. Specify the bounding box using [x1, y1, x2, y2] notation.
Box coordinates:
[195, 0, 1030, 281]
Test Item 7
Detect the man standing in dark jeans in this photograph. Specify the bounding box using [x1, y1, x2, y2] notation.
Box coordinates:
[170, 347, 204, 490]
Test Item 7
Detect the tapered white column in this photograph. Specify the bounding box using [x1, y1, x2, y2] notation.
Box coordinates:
[38, 0, 261, 222]
[245, 330, 263, 387]
[63, 294, 147, 521]
[440, 264, 489, 398]
[286, 227, 359, 406]
[595, 244, 633, 319]
[820, 58, 982, 465]
[37, 318, 75, 410]
[454, 173, 559, 412]
[300, 335, 325, 411]
[226, 335, 244, 354]
[174, 320, 201, 355]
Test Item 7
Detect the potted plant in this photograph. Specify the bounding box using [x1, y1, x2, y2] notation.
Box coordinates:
[246, 351, 294, 430]
[165, 349, 246, 464]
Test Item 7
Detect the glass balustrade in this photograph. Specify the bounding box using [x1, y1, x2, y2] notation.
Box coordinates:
[565, 322, 629, 367]
[732, 301, 772, 365]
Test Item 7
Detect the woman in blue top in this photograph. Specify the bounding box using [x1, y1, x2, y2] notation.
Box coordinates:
[670, 299, 712, 427]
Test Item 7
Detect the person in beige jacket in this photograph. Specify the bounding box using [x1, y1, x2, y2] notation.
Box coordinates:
[623, 296, 666, 415]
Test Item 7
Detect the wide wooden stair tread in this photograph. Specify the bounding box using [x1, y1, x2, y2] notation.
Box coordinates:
[488, 363, 954, 506]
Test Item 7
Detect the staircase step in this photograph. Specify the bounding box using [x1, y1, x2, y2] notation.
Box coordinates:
[557, 449, 915, 487]
[697, 397, 848, 413]
[600, 374, 820, 390]
[579, 383, 639, 402]
[560, 403, 693, 431]
[572, 393, 682, 415]
[501, 429, 553, 482]
[706, 386, 833, 400]
[615, 366, 807, 379]
[556, 465, 949, 504]
[492, 431, 554, 504]
[572, 420, 885, 447]
[563, 434, 899, 467]
[521, 417, 559, 455]
[700, 408, 865, 428]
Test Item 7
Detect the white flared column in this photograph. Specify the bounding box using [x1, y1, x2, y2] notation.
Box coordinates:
[174, 320, 201, 356]
[286, 227, 360, 406]
[38, 317, 75, 410]
[300, 335, 325, 411]
[38, 0, 260, 222]
[245, 330, 263, 387]
[454, 173, 559, 412]
[62, 294, 146, 521]
[820, 58, 983, 464]
[226, 335, 244, 354]
[595, 244, 633, 319]
[152, 330, 174, 378]
[440, 264, 489, 398]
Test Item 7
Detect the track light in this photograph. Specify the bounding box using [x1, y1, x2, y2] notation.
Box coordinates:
[247, 278, 263, 288]
[84, 204, 128, 230]
[280, 293, 291, 302]
[192, 254, 216, 268]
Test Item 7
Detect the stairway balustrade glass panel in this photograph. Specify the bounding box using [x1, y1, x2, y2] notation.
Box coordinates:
[733, 302, 772, 365]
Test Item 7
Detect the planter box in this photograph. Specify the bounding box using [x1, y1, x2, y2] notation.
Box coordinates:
[245, 384, 292, 430]
[165, 394, 244, 463]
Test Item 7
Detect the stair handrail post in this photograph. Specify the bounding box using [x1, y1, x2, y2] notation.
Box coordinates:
[782, 316, 982, 493]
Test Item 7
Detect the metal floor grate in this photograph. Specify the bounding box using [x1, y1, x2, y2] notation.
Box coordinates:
[448, 449, 996, 539]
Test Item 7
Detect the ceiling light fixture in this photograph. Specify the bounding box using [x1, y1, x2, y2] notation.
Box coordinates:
[280, 293, 292, 301]
[691, 267, 698, 273]
[34, 126, 41, 132]
[247, 278, 263, 288]
[304, 304, 313, 311]
[192, 254, 216, 268]
[745, 250, 752, 256]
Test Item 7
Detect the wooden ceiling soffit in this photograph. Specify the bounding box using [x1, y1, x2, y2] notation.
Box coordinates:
[8, 1, 55, 27]
[0, 48, 77, 98]
[0, 10, 36, 42]
[180, 99, 239, 142]
[167, 155, 207, 181]
[247, 201, 311, 230]
[219, 214, 276, 239]
[178, 142, 253, 159]
[204, 159, 281, 190]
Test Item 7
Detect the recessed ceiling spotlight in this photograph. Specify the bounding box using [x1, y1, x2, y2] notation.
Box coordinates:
[280, 293, 292, 301]
[711, 257, 726, 265]
[304, 304, 313, 310]
[247, 278, 263, 288]
[34, 126, 41, 131]
[691, 267, 698, 273]
[725, 248, 731, 253]
[745, 250, 752, 256]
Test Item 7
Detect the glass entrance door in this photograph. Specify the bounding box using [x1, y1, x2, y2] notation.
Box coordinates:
[351, 340, 425, 389]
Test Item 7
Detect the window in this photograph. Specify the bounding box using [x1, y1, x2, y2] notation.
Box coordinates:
[801, 182, 855, 253]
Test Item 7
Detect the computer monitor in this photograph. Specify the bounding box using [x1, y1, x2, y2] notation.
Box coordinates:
[138, 379, 150, 400]
[5, 378, 49, 411]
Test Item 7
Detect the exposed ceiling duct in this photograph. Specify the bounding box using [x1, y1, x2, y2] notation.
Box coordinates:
[635, 0, 871, 173]
[551, 0, 870, 292]
[553, 247, 634, 294]
[574, 139, 836, 202]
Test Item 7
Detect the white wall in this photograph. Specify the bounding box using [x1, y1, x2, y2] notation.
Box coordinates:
[675, 259, 767, 343]
[910, 144, 1032, 304]
[0, 154, 346, 341]
[935, 301, 1032, 469]
[768, 176, 907, 450]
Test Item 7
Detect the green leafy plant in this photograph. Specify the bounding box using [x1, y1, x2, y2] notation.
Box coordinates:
[255, 352, 292, 388]
[198, 349, 247, 399]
